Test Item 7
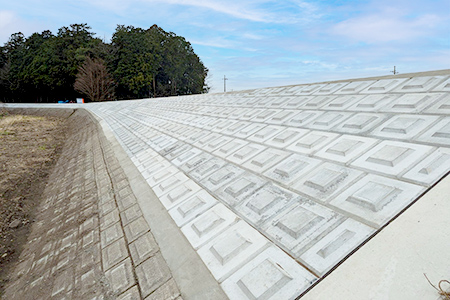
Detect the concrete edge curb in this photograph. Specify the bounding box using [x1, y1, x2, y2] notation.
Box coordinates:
[88, 110, 228, 300]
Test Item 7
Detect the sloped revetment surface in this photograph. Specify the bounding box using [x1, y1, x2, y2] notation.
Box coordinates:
[4, 71, 450, 299]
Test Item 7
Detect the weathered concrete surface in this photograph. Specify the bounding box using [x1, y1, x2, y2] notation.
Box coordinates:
[2, 110, 186, 300]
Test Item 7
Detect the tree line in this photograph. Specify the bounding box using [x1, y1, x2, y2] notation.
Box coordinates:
[0, 24, 209, 102]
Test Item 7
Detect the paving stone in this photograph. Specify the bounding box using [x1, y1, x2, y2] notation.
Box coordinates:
[100, 208, 120, 231]
[129, 231, 159, 266]
[117, 285, 141, 300]
[101, 222, 124, 248]
[124, 216, 150, 243]
[135, 253, 172, 298]
[221, 246, 317, 300]
[102, 238, 128, 271]
[105, 258, 136, 296]
[144, 278, 181, 300]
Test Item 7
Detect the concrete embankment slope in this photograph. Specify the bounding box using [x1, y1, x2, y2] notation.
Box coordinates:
[2, 70, 450, 299]
[2, 108, 224, 300]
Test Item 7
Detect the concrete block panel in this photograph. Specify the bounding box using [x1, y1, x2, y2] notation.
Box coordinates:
[333, 80, 375, 94]
[235, 183, 298, 226]
[197, 221, 269, 282]
[247, 125, 285, 143]
[351, 141, 435, 176]
[242, 148, 290, 173]
[235, 123, 266, 139]
[371, 114, 439, 141]
[190, 157, 227, 181]
[145, 166, 180, 187]
[287, 131, 340, 155]
[180, 152, 213, 173]
[215, 172, 268, 207]
[240, 108, 264, 120]
[417, 117, 450, 146]
[227, 143, 266, 165]
[312, 82, 349, 95]
[295, 83, 327, 95]
[159, 180, 202, 210]
[300, 219, 374, 276]
[301, 96, 337, 109]
[266, 109, 298, 125]
[321, 95, 365, 110]
[251, 109, 279, 122]
[432, 76, 450, 92]
[213, 119, 238, 133]
[200, 164, 246, 192]
[402, 147, 450, 185]
[265, 128, 309, 149]
[181, 204, 239, 249]
[360, 78, 407, 94]
[152, 172, 189, 197]
[291, 162, 364, 203]
[329, 174, 424, 228]
[221, 246, 316, 300]
[268, 96, 292, 108]
[381, 93, 445, 113]
[194, 132, 222, 149]
[264, 154, 322, 186]
[224, 121, 251, 135]
[334, 113, 386, 134]
[305, 112, 353, 131]
[169, 190, 218, 227]
[172, 147, 202, 167]
[393, 76, 445, 93]
[283, 111, 322, 127]
[314, 135, 379, 164]
[212, 139, 249, 158]
[424, 95, 450, 114]
[348, 94, 400, 112]
[283, 96, 314, 109]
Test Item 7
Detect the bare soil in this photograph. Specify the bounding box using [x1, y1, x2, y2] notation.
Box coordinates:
[0, 108, 67, 296]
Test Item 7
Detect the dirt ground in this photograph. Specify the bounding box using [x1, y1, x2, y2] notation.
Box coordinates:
[0, 108, 66, 295]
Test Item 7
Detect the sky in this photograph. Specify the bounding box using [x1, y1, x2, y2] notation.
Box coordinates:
[1, 0, 449, 93]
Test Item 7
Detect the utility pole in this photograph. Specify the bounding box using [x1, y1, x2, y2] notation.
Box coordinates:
[223, 75, 228, 93]
[391, 66, 399, 75]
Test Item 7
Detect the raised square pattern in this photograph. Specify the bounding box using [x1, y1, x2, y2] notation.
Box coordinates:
[216, 173, 268, 207]
[264, 154, 322, 185]
[159, 180, 202, 209]
[200, 164, 246, 192]
[169, 190, 218, 227]
[371, 115, 439, 140]
[417, 118, 450, 146]
[402, 148, 450, 185]
[287, 131, 340, 155]
[227, 143, 266, 165]
[242, 148, 290, 173]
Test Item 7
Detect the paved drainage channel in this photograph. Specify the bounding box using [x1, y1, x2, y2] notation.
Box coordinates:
[3, 110, 181, 300]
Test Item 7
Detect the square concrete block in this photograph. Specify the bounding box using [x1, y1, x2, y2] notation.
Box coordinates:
[329, 174, 424, 228]
[116, 285, 141, 300]
[105, 258, 135, 296]
[212, 139, 249, 158]
[266, 109, 297, 125]
[152, 172, 189, 197]
[265, 128, 309, 149]
[135, 253, 171, 298]
[189, 157, 227, 181]
[263, 200, 345, 256]
[197, 221, 270, 282]
[402, 147, 450, 185]
[224, 121, 251, 135]
[432, 75, 450, 92]
[305, 112, 352, 131]
[227, 143, 266, 165]
[333, 80, 375, 94]
[300, 218, 374, 276]
[200, 164, 246, 192]
[417, 117, 450, 146]
[181, 204, 239, 249]
[264, 154, 322, 186]
[351, 140, 435, 176]
[268, 97, 291, 107]
[163, 143, 193, 161]
[423, 94, 450, 114]
[321, 95, 365, 110]
[360, 78, 407, 94]
[348, 94, 400, 112]
[101, 222, 123, 248]
[120, 204, 143, 226]
[247, 125, 285, 143]
[129, 232, 159, 266]
[172, 147, 202, 167]
[242, 148, 290, 173]
[381, 93, 445, 113]
[180, 152, 212, 173]
[287, 131, 340, 155]
[235, 123, 266, 138]
[334, 113, 386, 134]
[145, 166, 179, 187]
[314, 135, 380, 164]
[213, 120, 238, 133]
[144, 278, 181, 300]
[169, 190, 219, 227]
[160, 180, 202, 209]
[282, 96, 314, 108]
[393, 76, 445, 93]
[301, 95, 337, 109]
[124, 217, 150, 243]
[370, 114, 439, 140]
[295, 83, 327, 95]
[194, 132, 221, 148]
[215, 172, 268, 207]
[221, 246, 317, 300]
[292, 162, 364, 203]
[240, 108, 264, 120]
[251, 109, 279, 122]
[235, 183, 298, 226]
[312, 82, 349, 95]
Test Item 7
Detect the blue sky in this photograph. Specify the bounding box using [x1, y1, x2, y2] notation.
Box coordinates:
[1, 0, 449, 93]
